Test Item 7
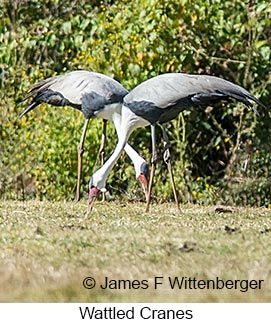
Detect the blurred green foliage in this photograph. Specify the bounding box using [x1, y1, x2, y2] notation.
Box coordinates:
[0, 0, 270, 206]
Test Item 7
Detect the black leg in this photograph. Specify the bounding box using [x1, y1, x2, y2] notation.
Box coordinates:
[145, 124, 158, 212]
[161, 124, 181, 212]
[76, 118, 90, 202]
[99, 119, 107, 202]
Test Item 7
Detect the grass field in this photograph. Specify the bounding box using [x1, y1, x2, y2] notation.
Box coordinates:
[0, 200, 270, 302]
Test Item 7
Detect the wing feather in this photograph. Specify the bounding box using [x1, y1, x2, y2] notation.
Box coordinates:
[124, 73, 265, 121]
[20, 70, 128, 118]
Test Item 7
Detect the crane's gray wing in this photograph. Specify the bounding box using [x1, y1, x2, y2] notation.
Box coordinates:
[20, 70, 128, 119]
[124, 73, 266, 124]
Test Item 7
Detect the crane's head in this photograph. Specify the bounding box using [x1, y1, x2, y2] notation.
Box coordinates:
[137, 161, 149, 202]
[87, 161, 149, 212]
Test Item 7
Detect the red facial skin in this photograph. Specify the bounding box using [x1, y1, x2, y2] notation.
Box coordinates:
[88, 174, 149, 213]
[88, 187, 101, 213]
[138, 173, 149, 202]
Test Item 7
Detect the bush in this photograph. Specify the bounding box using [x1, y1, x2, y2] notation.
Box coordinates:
[1, 0, 270, 205]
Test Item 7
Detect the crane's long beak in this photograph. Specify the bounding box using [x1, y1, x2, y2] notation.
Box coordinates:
[88, 187, 101, 213]
[138, 174, 149, 203]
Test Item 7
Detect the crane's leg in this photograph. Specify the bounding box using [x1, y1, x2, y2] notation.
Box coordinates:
[161, 124, 181, 212]
[145, 125, 158, 212]
[75, 118, 90, 202]
[99, 119, 107, 202]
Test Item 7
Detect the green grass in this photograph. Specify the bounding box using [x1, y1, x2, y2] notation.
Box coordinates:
[0, 200, 270, 302]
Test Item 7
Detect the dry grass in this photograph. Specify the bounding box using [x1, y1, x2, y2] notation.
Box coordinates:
[0, 200, 270, 302]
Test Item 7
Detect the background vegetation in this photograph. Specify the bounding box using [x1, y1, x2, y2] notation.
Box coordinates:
[0, 0, 271, 206]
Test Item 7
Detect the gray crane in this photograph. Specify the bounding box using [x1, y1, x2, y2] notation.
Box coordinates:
[88, 72, 266, 212]
[20, 70, 149, 201]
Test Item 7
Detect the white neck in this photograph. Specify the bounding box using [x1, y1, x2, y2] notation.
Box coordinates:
[112, 112, 147, 179]
[90, 105, 149, 190]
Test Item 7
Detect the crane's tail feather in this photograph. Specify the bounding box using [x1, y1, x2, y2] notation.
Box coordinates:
[192, 85, 266, 115]
[218, 77, 267, 113]
[19, 76, 58, 118]
[218, 89, 261, 115]
[240, 90, 266, 110]
[19, 101, 40, 118]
